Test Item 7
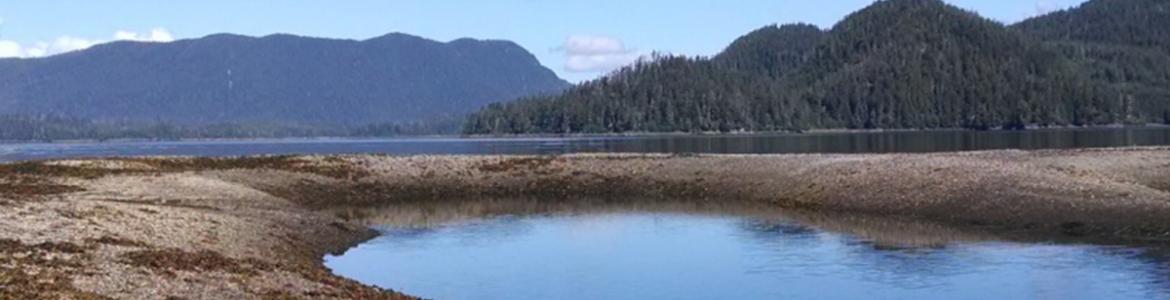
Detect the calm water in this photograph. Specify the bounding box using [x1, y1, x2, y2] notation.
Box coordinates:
[3, 127, 1170, 162]
[326, 212, 1170, 300]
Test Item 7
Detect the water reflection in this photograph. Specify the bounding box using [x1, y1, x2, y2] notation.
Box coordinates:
[4, 127, 1170, 162]
[325, 199, 1170, 300]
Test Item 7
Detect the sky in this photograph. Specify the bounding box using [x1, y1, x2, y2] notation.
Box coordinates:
[0, 0, 1088, 82]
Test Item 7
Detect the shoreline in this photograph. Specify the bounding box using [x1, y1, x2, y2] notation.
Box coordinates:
[2, 123, 1168, 146]
[2, 147, 1170, 298]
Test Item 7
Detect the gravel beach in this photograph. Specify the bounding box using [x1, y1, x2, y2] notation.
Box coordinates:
[2, 147, 1169, 299]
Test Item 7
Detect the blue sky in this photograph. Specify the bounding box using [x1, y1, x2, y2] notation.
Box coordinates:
[0, 0, 1087, 82]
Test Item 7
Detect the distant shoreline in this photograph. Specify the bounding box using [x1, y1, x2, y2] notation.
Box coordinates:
[2, 123, 1167, 145]
[461, 123, 1170, 138]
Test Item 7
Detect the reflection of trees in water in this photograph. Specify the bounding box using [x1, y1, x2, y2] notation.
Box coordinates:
[599, 128, 1170, 154]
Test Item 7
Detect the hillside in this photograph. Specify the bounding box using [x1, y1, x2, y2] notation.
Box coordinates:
[465, 24, 825, 133]
[790, 0, 1116, 129]
[0, 33, 568, 133]
[1014, 0, 1170, 49]
[465, 0, 1168, 134]
[1013, 0, 1170, 122]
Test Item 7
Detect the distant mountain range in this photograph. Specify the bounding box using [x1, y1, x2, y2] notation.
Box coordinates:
[465, 0, 1170, 134]
[0, 32, 568, 139]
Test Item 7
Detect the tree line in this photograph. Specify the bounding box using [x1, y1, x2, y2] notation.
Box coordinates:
[0, 114, 462, 142]
[465, 0, 1170, 134]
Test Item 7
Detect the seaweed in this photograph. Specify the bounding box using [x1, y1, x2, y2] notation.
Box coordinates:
[121, 248, 274, 277]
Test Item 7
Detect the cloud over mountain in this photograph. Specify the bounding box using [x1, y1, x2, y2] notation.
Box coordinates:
[0, 28, 174, 58]
[558, 35, 643, 73]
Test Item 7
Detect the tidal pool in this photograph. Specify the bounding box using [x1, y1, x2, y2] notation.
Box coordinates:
[325, 209, 1170, 300]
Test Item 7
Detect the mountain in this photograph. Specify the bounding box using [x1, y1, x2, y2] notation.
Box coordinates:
[1014, 0, 1170, 49]
[1013, 0, 1170, 122]
[788, 0, 1117, 129]
[465, 0, 1168, 134]
[0, 33, 569, 129]
[465, 24, 826, 133]
[713, 24, 826, 78]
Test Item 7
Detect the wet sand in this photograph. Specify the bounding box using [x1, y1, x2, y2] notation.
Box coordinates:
[1, 147, 1169, 299]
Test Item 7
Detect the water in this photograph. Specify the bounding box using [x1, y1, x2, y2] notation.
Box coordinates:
[3, 127, 1170, 162]
[325, 212, 1170, 300]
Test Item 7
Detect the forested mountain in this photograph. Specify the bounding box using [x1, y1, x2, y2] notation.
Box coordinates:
[465, 0, 1170, 134]
[1014, 0, 1170, 123]
[465, 25, 826, 133]
[0, 33, 568, 134]
[1014, 0, 1170, 49]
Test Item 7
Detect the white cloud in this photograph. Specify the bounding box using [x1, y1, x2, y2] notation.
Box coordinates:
[0, 28, 175, 58]
[558, 35, 644, 73]
[0, 40, 21, 57]
[114, 28, 175, 43]
[51, 36, 102, 53]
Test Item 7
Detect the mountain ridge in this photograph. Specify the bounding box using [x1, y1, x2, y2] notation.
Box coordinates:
[465, 0, 1167, 134]
[0, 31, 569, 130]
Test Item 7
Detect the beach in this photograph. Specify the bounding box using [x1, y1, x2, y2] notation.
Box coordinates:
[2, 147, 1169, 299]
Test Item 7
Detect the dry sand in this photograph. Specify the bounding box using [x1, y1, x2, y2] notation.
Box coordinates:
[1, 147, 1169, 299]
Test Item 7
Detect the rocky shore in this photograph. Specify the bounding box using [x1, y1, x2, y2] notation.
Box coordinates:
[2, 147, 1169, 299]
